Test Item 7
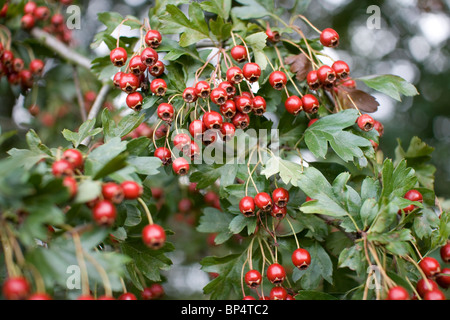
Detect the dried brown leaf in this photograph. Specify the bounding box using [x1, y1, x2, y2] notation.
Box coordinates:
[284, 54, 312, 82]
[337, 87, 380, 113]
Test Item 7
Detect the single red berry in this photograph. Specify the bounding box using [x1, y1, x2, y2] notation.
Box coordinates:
[110, 47, 128, 67]
[149, 283, 165, 299]
[145, 29, 162, 49]
[119, 73, 140, 93]
[243, 63, 261, 83]
[419, 257, 441, 278]
[63, 176, 78, 198]
[320, 28, 340, 48]
[405, 189, 423, 203]
[332, 60, 350, 80]
[195, 81, 211, 99]
[12, 58, 24, 73]
[221, 122, 236, 141]
[141, 287, 153, 300]
[267, 263, 286, 285]
[243, 296, 256, 300]
[148, 60, 165, 77]
[121, 181, 143, 200]
[210, 87, 228, 106]
[252, 96, 267, 116]
[226, 66, 244, 84]
[220, 100, 237, 119]
[62, 149, 84, 169]
[270, 287, 288, 300]
[245, 270, 262, 288]
[51, 13, 65, 27]
[24, 1, 38, 15]
[52, 160, 74, 177]
[317, 65, 337, 89]
[357, 114, 375, 132]
[92, 200, 117, 226]
[271, 205, 287, 219]
[387, 286, 410, 300]
[2, 277, 31, 300]
[436, 268, 450, 289]
[307, 70, 321, 91]
[155, 147, 172, 166]
[266, 27, 281, 43]
[203, 111, 224, 130]
[28, 293, 52, 300]
[183, 87, 198, 103]
[150, 78, 167, 96]
[1, 50, 14, 68]
[292, 248, 312, 270]
[269, 71, 288, 90]
[187, 141, 201, 161]
[140, 47, 159, 67]
[231, 45, 248, 63]
[102, 182, 124, 204]
[218, 81, 237, 98]
[373, 120, 385, 137]
[178, 198, 192, 213]
[302, 95, 319, 113]
[113, 72, 124, 88]
[441, 243, 450, 263]
[232, 112, 250, 130]
[235, 95, 253, 114]
[423, 289, 446, 300]
[118, 293, 137, 300]
[416, 278, 439, 298]
[142, 224, 166, 250]
[126, 92, 144, 111]
[129, 55, 147, 76]
[157, 103, 175, 123]
[190, 120, 206, 140]
[33, 6, 50, 21]
[285, 96, 303, 116]
[21, 13, 35, 30]
[254, 192, 273, 212]
[29, 59, 45, 76]
[173, 133, 191, 151]
[240, 196, 256, 217]
[272, 188, 290, 208]
[203, 130, 218, 146]
[172, 157, 190, 175]
[19, 70, 33, 89]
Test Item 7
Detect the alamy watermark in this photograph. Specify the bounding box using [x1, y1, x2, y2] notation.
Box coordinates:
[65, 5, 81, 30]
[367, 5, 381, 30]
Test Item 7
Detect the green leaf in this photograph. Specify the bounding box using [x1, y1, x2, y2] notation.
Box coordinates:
[62, 118, 102, 148]
[295, 290, 339, 300]
[245, 32, 268, 70]
[338, 244, 366, 276]
[102, 109, 144, 142]
[413, 208, 440, 240]
[200, 0, 232, 20]
[261, 156, 303, 187]
[190, 162, 238, 191]
[127, 156, 162, 176]
[380, 159, 418, 200]
[305, 110, 372, 162]
[74, 179, 102, 204]
[358, 74, 419, 102]
[231, 0, 271, 19]
[197, 208, 235, 244]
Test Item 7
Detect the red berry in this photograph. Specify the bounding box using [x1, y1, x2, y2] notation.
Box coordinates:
[307, 70, 321, 90]
[423, 289, 446, 300]
[24, 1, 38, 15]
[51, 13, 65, 27]
[97, 295, 115, 300]
[28, 293, 52, 300]
[332, 60, 350, 80]
[441, 244, 450, 263]
[399, 189, 423, 215]
[231, 45, 248, 63]
[317, 65, 337, 89]
[267, 263, 286, 285]
[145, 29, 162, 49]
[150, 78, 167, 96]
[62, 149, 84, 169]
[2, 277, 31, 300]
[226, 66, 244, 84]
[245, 270, 262, 288]
[357, 114, 375, 132]
[266, 27, 281, 43]
[243, 63, 261, 83]
[269, 71, 288, 90]
[173, 133, 191, 151]
[183, 87, 198, 103]
[30, 59, 45, 76]
[102, 182, 124, 204]
[149, 283, 165, 299]
[1, 50, 14, 68]
[129, 55, 147, 76]
[292, 248, 312, 270]
[232, 112, 250, 130]
[140, 47, 159, 67]
[436, 268, 450, 289]
[63, 176, 78, 198]
[271, 205, 287, 219]
[157, 103, 175, 123]
[270, 287, 288, 300]
[21, 13, 35, 30]
[126, 92, 144, 111]
[187, 141, 201, 161]
[189, 120, 206, 140]
[240, 196, 256, 217]
[155, 147, 172, 166]
[210, 87, 228, 106]
[235, 95, 253, 114]
[386, 286, 410, 300]
[33, 6, 50, 21]
[142, 224, 166, 250]
[52, 160, 74, 178]
[419, 257, 441, 278]
[121, 181, 143, 200]
[302, 94, 320, 114]
[203, 111, 224, 130]
[373, 120, 385, 137]
[252, 96, 267, 116]
[218, 81, 236, 98]
[416, 278, 439, 298]
[195, 81, 211, 99]
[220, 100, 237, 119]
[119, 73, 140, 93]
[118, 293, 137, 300]
[148, 60, 165, 77]
[243, 296, 256, 300]
[110, 47, 128, 67]
[113, 72, 124, 88]
[203, 130, 218, 146]
[272, 188, 290, 208]
[320, 28, 340, 48]
[92, 200, 117, 226]
[285, 96, 303, 116]
[254, 192, 273, 212]
[221, 122, 236, 141]
[172, 157, 190, 175]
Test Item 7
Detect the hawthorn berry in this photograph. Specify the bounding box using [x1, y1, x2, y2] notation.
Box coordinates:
[423, 289, 446, 300]
[148, 60, 165, 77]
[269, 71, 288, 90]
[292, 248, 312, 270]
[188, 141, 201, 161]
[267, 263, 286, 285]
[436, 268, 450, 289]
[231, 45, 248, 63]
[21, 14, 35, 30]
[235, 95, 253, 114]
[183, 87, 198, 103]
[357, 114, 375, 132]
[220, 100, 237, 119]
[92, 200, 117, 227]
[140, 47, 159, 66]
[121, 181, 143, 200]
[245, 270, 262, 288]
[302, 94, 319, 114]
[332, 60, 350, 80]
[307, 70, 321, 90]
[317, 65, 337, 89]
[62, 149, 84, 169]
[189, 120, 206, 140]
[271, 205, 287, 219]
[240, 196, 256, 217]
[203, 130, 218, 146]
[119, 73, 140, 93]
[416, 278, 439, 297]
[24, 1, 38, 15]
[172, 157, 190, 175]
[320, 28, 340, 48]
[254, 192, 273, 212]
[144, 29, 162, 49]
[243, 63, 261, 83]
[399, 189, 423, 214]
[285, 96, 303, 116]
[226, 66, 244, 84]
[126, 92, 144, 111]
[252, 96, 267, 116]
[218, 81, 237, 98]
[29, 59, 45, 76]
[308, 119, 319, 127]
[419, 257, 441, 278]
[157, 103, 175, 123]
[118, 293, 138, 300]
[386, 286, 410, 300]
[129, 55, 147, 76]
[28, 293, 53, 300]
[441, 243, 450, 263]
[270, 287, 288, 300]
[34, 6, 50, 21]
[113, 72, 124, 88]
[203, 111, 224, 130]
[210, 87, 228, 106]
[150, 78, 167, 96]
[52, 160, 74, 178]
[102, 182, 124, 204]
[2, 277, 31, 300]
[373, 120, 385, 137]
[63, 176, 78, 198]
[193, 81, 210, 99]
[221, 122, 236, 141]
[173, 133, 191, 151]
[272, 188, 289, 208]
[110, 47, 128, 67]
[266, 26, 280, 43]
[232, 112, 250, 130]
[142, 224, 166, 250]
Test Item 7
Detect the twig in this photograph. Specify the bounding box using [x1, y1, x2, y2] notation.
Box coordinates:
[73, 66, 87, 122]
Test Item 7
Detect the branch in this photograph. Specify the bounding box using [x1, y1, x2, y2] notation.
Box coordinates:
[30, 28, 91, 70]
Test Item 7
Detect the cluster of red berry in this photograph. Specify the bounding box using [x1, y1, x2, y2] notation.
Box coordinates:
[387, 243, 450, 300]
